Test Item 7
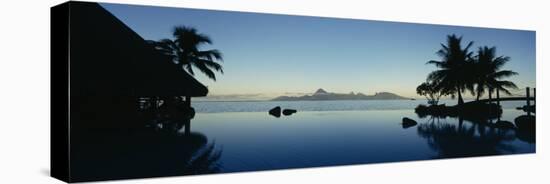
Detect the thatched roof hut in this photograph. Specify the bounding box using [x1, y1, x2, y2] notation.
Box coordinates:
[68, 2, 208, 97]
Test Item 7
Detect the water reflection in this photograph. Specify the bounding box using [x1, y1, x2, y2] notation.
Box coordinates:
[417, 118, 517, 158]
[141, 116, 223, 176]
[71, 107, 222, 181]
[190, 110, 534, 173]
[416, 102, 535, 158]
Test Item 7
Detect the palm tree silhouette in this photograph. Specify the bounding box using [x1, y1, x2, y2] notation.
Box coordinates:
[427, 34, 475, 105]
[473, 46, 518, 101]
[152, 26, 224, 81]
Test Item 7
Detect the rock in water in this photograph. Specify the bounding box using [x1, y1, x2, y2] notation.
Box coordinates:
[515, 115, 536, 143]
[282, 109, 297, 116]
[515, 115, 535, 132]
[494, 120, 516, 129]
[269, 106, 281, 117]
[402, 117, 417, 129]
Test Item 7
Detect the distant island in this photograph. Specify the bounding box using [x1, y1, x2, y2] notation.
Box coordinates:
[271, 88, 411, 101]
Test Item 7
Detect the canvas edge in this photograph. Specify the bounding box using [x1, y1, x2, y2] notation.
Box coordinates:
[51, 1, 71, 183]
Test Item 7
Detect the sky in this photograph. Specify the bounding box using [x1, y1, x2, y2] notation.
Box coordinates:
[101, 3, 536, 100]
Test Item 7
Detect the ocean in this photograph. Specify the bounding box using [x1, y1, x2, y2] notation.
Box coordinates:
[186, 99, 535, 172]
[192, 99, 528, 113]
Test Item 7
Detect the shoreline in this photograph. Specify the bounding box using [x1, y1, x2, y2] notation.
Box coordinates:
[193, 99, 416, 103]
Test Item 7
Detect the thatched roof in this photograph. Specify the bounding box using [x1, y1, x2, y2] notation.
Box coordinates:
[67, 2, 208, 97]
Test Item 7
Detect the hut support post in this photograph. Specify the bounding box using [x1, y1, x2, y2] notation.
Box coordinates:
[489, 90, 493, 104]
[496, 89, 500, 106]
[185, 96, 191, 107]
[526, 87, 531, 116]
[184, 119, 191, 135]
[152, 96, 158, 109]
[526, 87, 531, 107]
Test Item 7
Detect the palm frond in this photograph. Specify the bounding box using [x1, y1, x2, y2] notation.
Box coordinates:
[186, 144, 222, 174]
[173, 26, 212, 49]
[198, 49, 223, 61]
[195, 33, 213, 45]
[491, 70, 518, 79]
[464, 41, 474, 52]
[426, 60, 447, 68]
[198, 59, 224, 73]
[152, 25, 225, 81]
[185, 63, 195, 75]
[192, 61, 217, 81]
[436, 45, 449, 58]
[492, 56, 510, 70]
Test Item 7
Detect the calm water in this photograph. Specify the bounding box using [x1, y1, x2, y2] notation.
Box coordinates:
[192, 99, 527, 113]
[188, 100, 535, 172]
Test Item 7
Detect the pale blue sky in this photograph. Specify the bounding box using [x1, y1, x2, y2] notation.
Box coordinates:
[101, 3, 536, 99]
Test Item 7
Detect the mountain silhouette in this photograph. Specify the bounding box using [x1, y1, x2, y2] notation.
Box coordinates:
[272, 89, 410, 101]
[314, 88, 328, 95]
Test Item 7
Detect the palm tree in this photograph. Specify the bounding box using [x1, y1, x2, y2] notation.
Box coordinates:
[417, 81, 449, 105]
[427, 34, 475, 105]
[473, 46, 518, 101]
[152, 26, 224, 81]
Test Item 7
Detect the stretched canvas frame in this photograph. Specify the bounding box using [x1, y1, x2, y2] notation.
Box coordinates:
[51, 1, 536, 182]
